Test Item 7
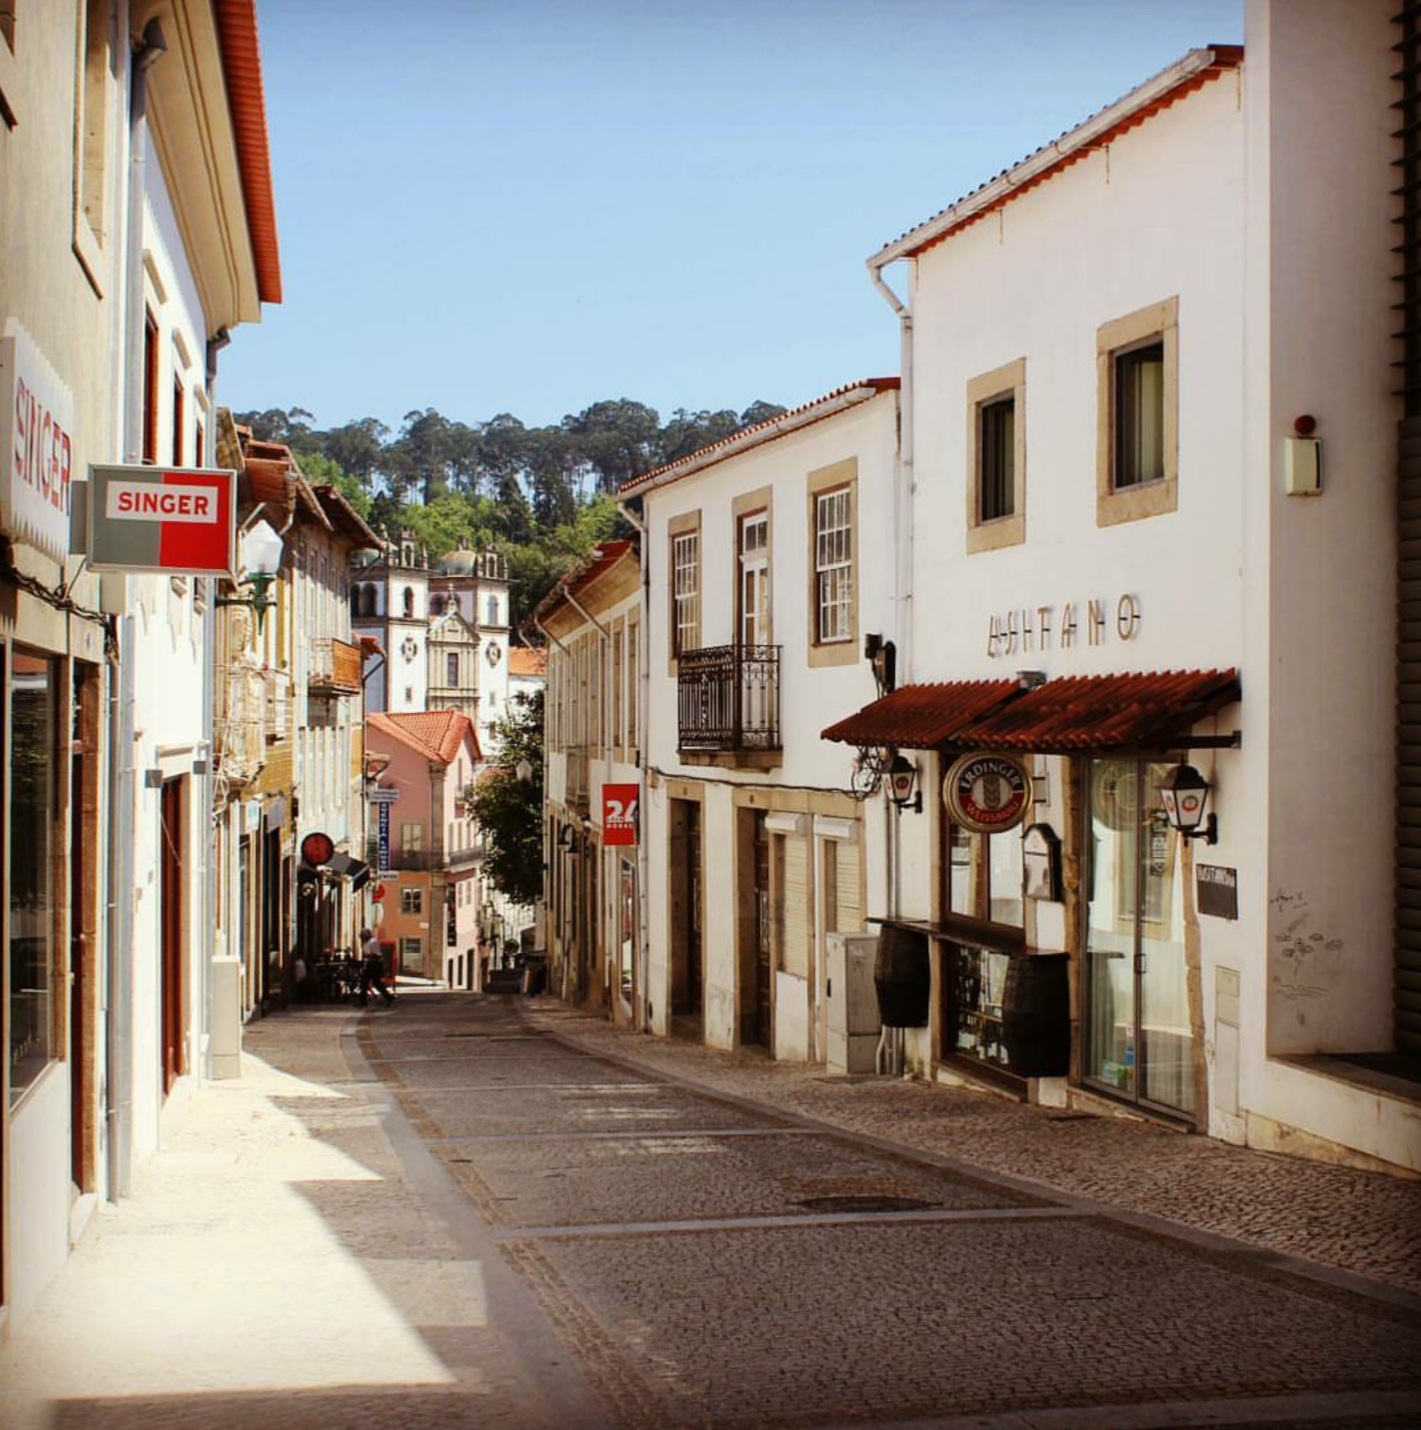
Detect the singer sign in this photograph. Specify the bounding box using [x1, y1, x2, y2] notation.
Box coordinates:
[88, 463, 236, 576]
[0, 322, 76, 565]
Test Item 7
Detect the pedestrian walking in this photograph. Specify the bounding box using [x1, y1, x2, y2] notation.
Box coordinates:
[358, 929, 394, 1008]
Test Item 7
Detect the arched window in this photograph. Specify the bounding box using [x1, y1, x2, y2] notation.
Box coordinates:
[486, 595, 498, 626]
[403, 586, 415, 618]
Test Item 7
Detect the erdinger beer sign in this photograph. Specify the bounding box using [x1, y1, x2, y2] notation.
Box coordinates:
[87, 464, 236, 576]
[943, 753, 1031, 835]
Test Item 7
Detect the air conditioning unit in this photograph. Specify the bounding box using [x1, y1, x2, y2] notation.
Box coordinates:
[825, 931, 881, 1075]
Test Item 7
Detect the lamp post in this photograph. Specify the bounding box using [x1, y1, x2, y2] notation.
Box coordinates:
[215, 519, 284, 632]
[1159, 763, 1217, 844]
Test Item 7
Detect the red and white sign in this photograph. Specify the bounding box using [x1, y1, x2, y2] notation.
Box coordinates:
[943, 753, 1031, 835]
[87, 463, 236, 576]
[602, 783, 639, 847]
[0, 321, 76, 565]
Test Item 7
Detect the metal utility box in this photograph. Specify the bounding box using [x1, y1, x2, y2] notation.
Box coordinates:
[825, 931, 881, 1074]
[210, 955, 243, 1080]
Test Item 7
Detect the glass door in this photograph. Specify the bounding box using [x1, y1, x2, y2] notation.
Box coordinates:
[1085, 758, 1193, 1116]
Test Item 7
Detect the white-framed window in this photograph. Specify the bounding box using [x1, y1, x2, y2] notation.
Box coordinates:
[401, 887, 423, 915]
[739, 511, 769, 647]
[672, 530, 700, 657]
[400, 821, 424, 852]
[814, 489, 852, 643]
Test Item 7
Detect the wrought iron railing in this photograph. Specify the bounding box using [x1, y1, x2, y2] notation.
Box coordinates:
[677, 644, 781, 752]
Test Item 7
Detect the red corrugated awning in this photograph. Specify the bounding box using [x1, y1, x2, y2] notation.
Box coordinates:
[822, 670, 1240, 754]
[821, 680, 1019, 750]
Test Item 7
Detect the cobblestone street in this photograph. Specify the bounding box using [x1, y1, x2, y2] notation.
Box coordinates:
[3, 991, 1419, 1429]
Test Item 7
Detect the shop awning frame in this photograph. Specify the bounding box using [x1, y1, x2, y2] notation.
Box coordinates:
[822, 669, 1241, 756]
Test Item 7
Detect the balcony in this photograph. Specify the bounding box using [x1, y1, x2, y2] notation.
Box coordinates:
[678, 644, 781, 762]
[309, 636, 363, 695]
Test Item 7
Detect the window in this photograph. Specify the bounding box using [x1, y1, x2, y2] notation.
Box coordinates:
[627, 614, 640, 750]
[403, 587, 415, 618]
[670, 519, 701, 659]
[194, 416, 205, 468]
[446, 652, 459, 686]
[487, 594, 499, 626]
[978, 398, 1014, 520]
[807, 458, 858, 666]
[401, 888, 423, 915]
[399, 937, 425, 974]
[400, 821, 424, 853]
[814, 489, 852, 642]
[10, 651, 60, 1105]
[70, 0, 113, 284]
[966, 359, 1026, 553]
[172, 378, 185, 466]
[1097, 297, 1178, 526]
[142, 310, 158, 464]
[738, 510, 769, 647]
[1114, 343, 1164, 488]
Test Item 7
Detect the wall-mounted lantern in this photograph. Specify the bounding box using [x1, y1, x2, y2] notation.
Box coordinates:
[215, 519, 284, 632]
[1158, 763, 1217, 844]
[886, 754, 922, 813]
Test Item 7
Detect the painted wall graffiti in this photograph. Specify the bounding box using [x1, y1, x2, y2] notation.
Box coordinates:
[1269, 888, 1344, 1004]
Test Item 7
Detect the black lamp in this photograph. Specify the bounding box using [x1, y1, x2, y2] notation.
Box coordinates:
[887, 754, 921, 813]
[1158, 763, 1217, 844]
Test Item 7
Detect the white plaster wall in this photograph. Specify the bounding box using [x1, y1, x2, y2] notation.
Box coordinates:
[6, 1070, 72, 1324]
[1235, 0, 1403, 1165]
[642, 392, 898, 788]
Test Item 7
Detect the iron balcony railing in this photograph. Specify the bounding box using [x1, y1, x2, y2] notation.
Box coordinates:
[677, 643, 781, 753]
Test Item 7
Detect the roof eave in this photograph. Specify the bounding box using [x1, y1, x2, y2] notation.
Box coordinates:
[868, 46, 1241, 270]
[618, 381, 898, 501]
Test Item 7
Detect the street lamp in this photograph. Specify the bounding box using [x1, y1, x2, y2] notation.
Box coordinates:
[515, 757, 534, 784]
[215, 519, 284, 632]
[1158, 763, 1218, 844]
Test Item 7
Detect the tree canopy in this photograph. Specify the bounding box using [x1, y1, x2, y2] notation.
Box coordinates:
[466, 691, 545, 907]
[240, 395, 785, 632]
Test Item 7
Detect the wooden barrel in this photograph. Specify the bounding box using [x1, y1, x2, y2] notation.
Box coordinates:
[874, 924, 930, 1027]
[1001, 952, 1070, 1077]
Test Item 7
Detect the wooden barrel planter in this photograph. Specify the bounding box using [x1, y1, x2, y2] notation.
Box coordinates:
[1001, 952, 1070, 1077]
[874, 924, 931, 1027]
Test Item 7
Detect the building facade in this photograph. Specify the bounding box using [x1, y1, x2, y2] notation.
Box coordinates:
[0, 0, 279, 1329]
[365, 710, 481, 987]
[823, 3, 1414, 1172]
[537, 541, 643, 1023]
[619, 384, 900, 1056]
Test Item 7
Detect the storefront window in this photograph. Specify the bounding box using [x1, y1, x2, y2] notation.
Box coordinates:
[10, 651, 59, 1104]
[944, 823, 1024, 1072]
[1085, 757, 1193, 1114]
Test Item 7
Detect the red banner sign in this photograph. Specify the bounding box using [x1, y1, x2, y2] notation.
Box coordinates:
[602, 783, 639, 847]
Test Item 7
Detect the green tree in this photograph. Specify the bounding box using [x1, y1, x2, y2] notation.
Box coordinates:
[467, 690, 545, 907]
[297, 451, 372, 518]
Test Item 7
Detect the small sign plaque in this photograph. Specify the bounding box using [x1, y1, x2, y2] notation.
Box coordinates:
[602, 783, 639, 847]
[1197, 864, 1238, 920]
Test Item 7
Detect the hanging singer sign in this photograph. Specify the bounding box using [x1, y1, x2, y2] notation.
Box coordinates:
[87, 463, 236, 576]
[943, 753, 1032, 835]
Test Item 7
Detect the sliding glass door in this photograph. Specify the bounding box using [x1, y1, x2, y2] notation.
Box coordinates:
[1085, 758, 1194, 1116]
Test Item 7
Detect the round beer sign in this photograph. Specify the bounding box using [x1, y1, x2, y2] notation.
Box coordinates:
[943, 753, 1031, 834]
[301, 831, 335, 867]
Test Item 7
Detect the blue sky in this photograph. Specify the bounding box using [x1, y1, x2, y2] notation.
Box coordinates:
[221, 0, 1243, 435]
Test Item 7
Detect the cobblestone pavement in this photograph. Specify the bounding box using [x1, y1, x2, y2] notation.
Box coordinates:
[5, 991, 1420, 1430]
[519, 1001, 1421, 1298]
[370, 994, 1421, 1429]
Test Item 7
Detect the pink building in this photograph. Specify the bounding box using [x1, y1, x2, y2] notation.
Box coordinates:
[365, 711, 482, 986]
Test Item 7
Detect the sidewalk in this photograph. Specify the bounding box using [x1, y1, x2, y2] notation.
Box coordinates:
[520, 999, 1421, 1299]
[0, 1001, 602, 1430]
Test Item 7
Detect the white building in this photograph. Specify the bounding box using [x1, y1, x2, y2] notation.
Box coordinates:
[351, 535, 430, 714]
[0, 0, 280, 1329]
[536, 540, 644, 1022]
[823, 3, 1415, 1172]
[619, 383, 900, 1055]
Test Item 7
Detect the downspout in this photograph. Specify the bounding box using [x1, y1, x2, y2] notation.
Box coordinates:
[618, 499, 653, 1033]
[106, 15, 166, 1203]
[869, 256, 914, 923]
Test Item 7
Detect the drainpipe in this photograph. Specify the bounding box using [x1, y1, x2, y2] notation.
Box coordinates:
[869, 257, 914, 924]
[105, 15, 166, 1203]
[616, 499, 653, 1032]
